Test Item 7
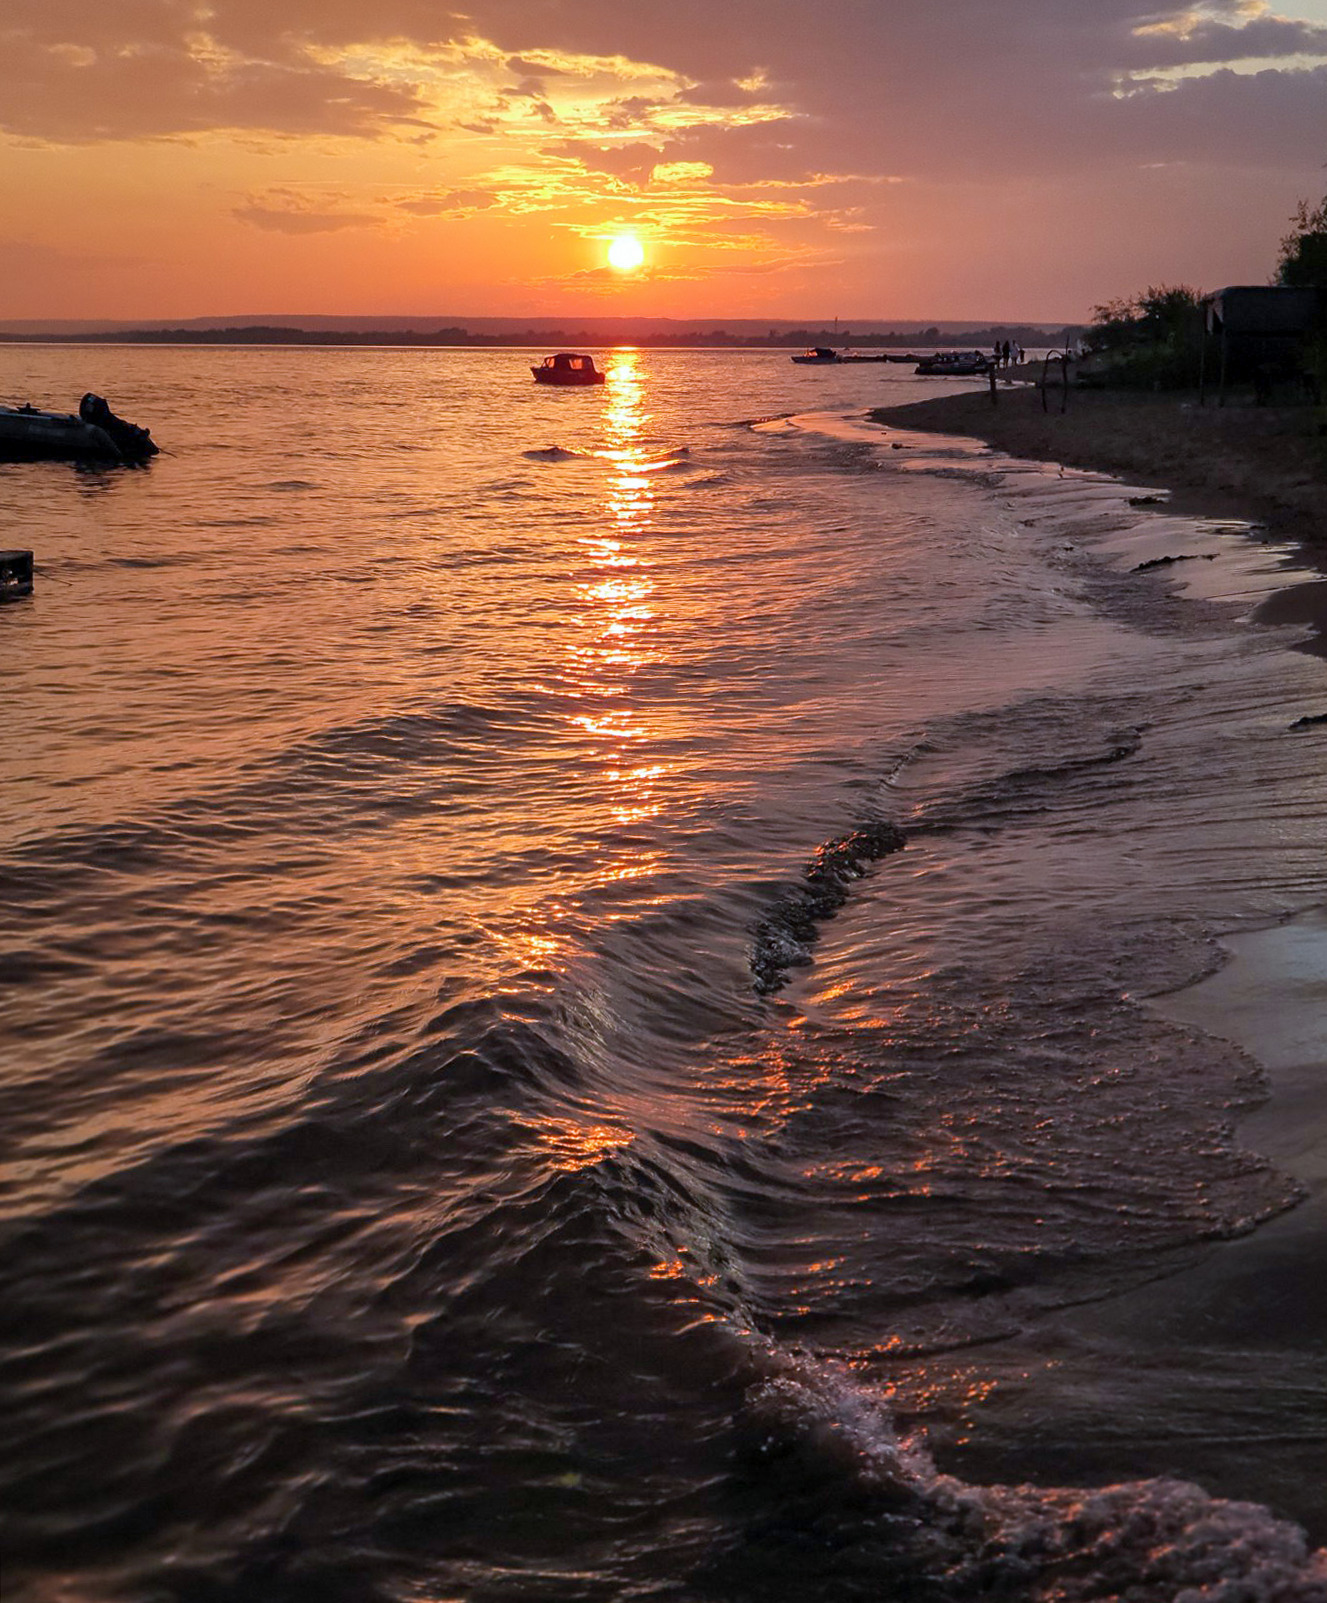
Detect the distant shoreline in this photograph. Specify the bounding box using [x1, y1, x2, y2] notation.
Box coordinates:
[0, 325, 1070, 350]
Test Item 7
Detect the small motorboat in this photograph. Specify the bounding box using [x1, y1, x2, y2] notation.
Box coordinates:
[532, 352, 606, 386]
[791, 347, 841, 364]
[0, 393, 158, 464]
[914, 351, 991, 376]
[0, 548, 33, 601]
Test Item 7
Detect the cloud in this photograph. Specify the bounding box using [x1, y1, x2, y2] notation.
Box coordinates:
[0, 31, 430, 143]
[543, 140, 665, 185]
[233, 194, 378, 232]
[4, 0, 1325, 313]
[677, 76, 783, 108]
[1126, 5, 1327, 64]
[1100, 61, 1327, 166]
[395, 188, 500, 216]
[506, 55, 566, 77]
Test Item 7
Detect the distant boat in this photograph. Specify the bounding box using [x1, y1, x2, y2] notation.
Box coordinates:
[791, 347, 841, 364]
[532, 352, 606, 386]
[0, 394, 158, 464]
[914, 351, 991, 376]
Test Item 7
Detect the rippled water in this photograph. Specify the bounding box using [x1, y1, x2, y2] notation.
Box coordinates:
[4, 346, 1327, 1601]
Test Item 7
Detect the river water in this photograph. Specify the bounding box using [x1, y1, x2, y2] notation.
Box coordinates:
[4, 345, 1327, 1601]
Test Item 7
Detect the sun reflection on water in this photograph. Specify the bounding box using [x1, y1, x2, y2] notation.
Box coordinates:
[561, 348, 683, 833]
[519, 1113, 636, 1172]
[488, 354, 688, 985]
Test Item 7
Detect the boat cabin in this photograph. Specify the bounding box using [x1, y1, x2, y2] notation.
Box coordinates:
[532, 352, 606, 385]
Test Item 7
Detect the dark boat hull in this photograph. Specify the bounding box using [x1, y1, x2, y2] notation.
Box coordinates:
[0, 409, 122, 462]
[0, 398, 158, 464]
[531, 370, 605, 385]
[914, 355, 992, 376]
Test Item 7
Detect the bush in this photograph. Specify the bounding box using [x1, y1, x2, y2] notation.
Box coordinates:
[1084, 285, 1205, 389]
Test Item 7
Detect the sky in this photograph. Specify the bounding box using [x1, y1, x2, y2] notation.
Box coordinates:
[3, 0, 1326, 323]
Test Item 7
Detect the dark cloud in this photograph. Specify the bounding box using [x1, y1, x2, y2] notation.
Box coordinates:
[1121, 14, 1327, 67]
[455, 0, 1327, 182]
[544, 141, 664, 185]
[654, 121, 818, 186]
[1100, 61, 1327, 166]
[603, 97, 662, 131]
[506, 55, 565, 75]
[2, 0, 1323, 187]
[677, 77, 779, 108]
[0, 32, 428, 142]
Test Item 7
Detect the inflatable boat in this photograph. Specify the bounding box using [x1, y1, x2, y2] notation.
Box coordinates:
[0, 394, 159, 464]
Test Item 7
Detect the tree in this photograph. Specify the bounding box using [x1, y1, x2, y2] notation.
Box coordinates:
[1088, 285, 1201, 349]
[1084, 285, 1204, 387]
[1277, 191, 1327, 401]
[1277, 192, 1327, 287]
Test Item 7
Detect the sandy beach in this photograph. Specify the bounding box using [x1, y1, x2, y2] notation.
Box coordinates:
[871, 381, 1327, 544]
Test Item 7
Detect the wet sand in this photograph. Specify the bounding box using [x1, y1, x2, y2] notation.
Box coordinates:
[873, 384, 1327, 1541]
[871, 382, 1327, 545]
[1030, 922, 1327, 1538]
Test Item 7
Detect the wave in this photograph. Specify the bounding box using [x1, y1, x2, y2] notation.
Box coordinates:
[0, 697, 560, 896]
[751, 818, 906, 993]
[746, 700, 1141, 1008]
[523, 443, 693, 470]
[730, 1353, 1327, 1602]
[523, 444, 594, 460]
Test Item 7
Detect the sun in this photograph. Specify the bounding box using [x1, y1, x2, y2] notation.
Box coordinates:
[607, 235, 646, 273]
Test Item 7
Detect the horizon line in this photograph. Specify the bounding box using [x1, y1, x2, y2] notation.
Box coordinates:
[0, 312, 1083, 332]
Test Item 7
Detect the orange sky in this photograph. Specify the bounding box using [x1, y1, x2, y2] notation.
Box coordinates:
[3, 1, 1326, 323]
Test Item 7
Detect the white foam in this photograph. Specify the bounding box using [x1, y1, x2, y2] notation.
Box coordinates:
[749, 1353, 1327, 1600]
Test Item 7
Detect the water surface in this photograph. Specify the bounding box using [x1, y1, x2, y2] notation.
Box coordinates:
[4, 346, 1327, 1600]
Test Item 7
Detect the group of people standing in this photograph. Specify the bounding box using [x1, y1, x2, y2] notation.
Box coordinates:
[992, 339, 1024, 367]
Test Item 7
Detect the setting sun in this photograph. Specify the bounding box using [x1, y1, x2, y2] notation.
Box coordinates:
[607, 235, 646, 273]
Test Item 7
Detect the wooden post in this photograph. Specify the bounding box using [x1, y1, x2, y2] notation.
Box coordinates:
[1041, 351, 1071, 414]
[989, 361, 998, 406]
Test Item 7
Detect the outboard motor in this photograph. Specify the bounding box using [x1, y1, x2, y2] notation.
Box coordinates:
[79, 393, 159, 462]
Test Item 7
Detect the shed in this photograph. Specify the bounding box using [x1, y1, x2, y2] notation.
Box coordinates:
[1200, 285, 1324, 404]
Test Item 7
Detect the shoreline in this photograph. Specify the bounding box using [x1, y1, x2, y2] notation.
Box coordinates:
[870, 382, 1327, 550]
[869, 384, 1327, 1542]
